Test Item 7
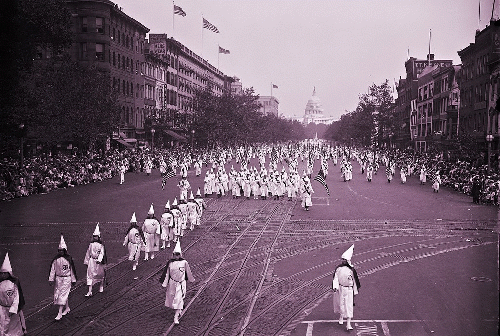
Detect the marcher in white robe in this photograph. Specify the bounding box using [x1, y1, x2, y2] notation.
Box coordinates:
[301, 176, 314, 210]
[203, 171, 212, 197]
[142, 205, 160, 260]
[400, 167, 407, 184]
[186, 193, 199, 231]
[160, 242, 195, 325]
[177, 177, 191, 201]
[0, 253, 26, 335]
[178, 199, 188, 237]
[160, 202, 174, 249]
[420, 166, 427, 185]
[332, 245, 360, 332]
[194, 160, 202, 176]
[123, 213, 145, 270]
[119, 163, 126, 185]
[84, 224, 107, 296]
[194, 188, 206, 226]
[366, 164, 373, 182]
[48, 235, 77, 320]
[433, 172, 441, 193]
[170, 199, 182, 241]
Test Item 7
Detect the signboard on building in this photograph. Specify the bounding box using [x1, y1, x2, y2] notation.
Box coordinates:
[149, 34, 167, 55]
[412, 60, 453, 76]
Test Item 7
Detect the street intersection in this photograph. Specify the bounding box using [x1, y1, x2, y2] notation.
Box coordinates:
[0, 159, 497, 335]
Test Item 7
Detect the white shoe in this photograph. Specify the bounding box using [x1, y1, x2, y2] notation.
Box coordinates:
[55, 313, 63, 320]
[99, 286, 104, 293]
[62, 308, 70, 316]
[339, 318, 344, 325]
[174, 318, 179, 325]
[346, 325, 353, 331]
[151, 254, 154, 259]
[85, 292, 92, 297]
[132, 265, 137, 270]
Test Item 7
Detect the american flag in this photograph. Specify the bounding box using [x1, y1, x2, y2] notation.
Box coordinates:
[161, 166, 176, 189]
[174, 5, 186, 16]
[313, 168, 330, 196]
[271, 147, 278, 163]
[218, 46, 230, 54]
[203, 18, 219, 33]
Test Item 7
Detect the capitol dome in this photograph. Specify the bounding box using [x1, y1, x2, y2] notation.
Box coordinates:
[303, 87, 336, 125]
[303, 87, 324, 123]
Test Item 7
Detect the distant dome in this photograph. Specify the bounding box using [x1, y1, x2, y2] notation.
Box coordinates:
[304, 87, 324, 123]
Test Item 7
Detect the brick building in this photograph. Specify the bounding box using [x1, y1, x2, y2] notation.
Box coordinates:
[458, 19, 500, 163]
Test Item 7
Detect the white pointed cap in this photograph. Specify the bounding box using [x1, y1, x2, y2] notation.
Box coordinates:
[172, 197, 178, 206]
[173, 240, 182, 254]
[59, 234, 67, 250]
[165, 200, 170, 209]
[93, 223, 101, 236]
[0, 252, 13, 274]
[148, 204, 154, 215]
[130, 212, 137, 223]
[189, 191, 194, 200]
[341, 244, 354, 263]
[196, 188, 201, 197]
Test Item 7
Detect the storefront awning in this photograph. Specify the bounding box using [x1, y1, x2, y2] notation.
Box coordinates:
[113, 138, 133, 147]
[164, 130, 187, 141]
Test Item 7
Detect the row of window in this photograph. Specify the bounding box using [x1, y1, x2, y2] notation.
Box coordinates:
[80, 42, 105, 61]
[460, 84, 490, 108]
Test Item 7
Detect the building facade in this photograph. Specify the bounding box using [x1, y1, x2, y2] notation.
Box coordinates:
[458, 19, 500, 162]
[63, 0, 149, 144]
[257, 96, 279, 116]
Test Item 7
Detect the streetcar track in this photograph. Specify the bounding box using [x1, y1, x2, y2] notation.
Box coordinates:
[26, 198, 242, 335]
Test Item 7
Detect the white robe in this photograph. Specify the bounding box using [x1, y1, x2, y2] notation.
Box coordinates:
[332, 266, 358, 318]
[84, 242, 105, 286]
[0, 279, 25, 336]
[48, 257, 76, 305]
[162, 260, 195, 310]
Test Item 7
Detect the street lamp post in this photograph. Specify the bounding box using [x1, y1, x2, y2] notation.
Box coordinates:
[191, 129, 195, 149]
[19, 124, 25, 168]
[151, 128, 155, 151]
[486, 134, 494, 173]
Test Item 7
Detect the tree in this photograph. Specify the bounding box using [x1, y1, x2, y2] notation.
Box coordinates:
[14, 58, 121, 149]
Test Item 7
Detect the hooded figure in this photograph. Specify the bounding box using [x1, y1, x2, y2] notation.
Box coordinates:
[123, 212, 146, 270]
[84, 223, 107, 296]
[160, 201, 174, 249]
[142, 204, 161, 260]
[49, 235, 77, 320]
[332, 244, 361, 331]
[159, 241, 195, 325]
[0, 252, 26, 335]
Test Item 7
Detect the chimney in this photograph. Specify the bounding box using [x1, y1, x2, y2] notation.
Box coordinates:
[427, 54, 435, 61]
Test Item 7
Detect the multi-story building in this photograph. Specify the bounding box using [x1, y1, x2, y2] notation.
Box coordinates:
[231, 77, 243, 95]
[257, 96, 279, 117]
[432, 65, 461, 141]
[63, 0, 149, 145]
[458, 19, 500, 162]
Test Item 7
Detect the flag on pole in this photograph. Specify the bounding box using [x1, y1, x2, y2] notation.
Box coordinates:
[161, 166, 176, 189]
[203, 18, 219, 33]
[219, 46, 230, 54]
[272, 84, 278, 89]
[174, 4, 186, 16]
[314, 168, 330, 196]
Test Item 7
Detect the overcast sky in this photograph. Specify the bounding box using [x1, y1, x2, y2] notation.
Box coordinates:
[116, 0, 496, 120]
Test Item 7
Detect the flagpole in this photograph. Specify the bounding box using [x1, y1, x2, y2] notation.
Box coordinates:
[218, 44, 220, 70]
[172, 1, 175, 38]
[201, 15, 204, 59]
[428, 29, 431, 66]
[271, 83, 273, 97]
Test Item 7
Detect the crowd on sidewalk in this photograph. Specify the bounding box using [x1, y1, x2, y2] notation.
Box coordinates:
[0, 142, 498, 205]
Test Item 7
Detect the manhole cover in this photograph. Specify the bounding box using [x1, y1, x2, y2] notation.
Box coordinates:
[471, 276, 492, 282]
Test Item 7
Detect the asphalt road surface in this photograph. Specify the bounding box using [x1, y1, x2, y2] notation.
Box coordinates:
[0, 158, 497, 336]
